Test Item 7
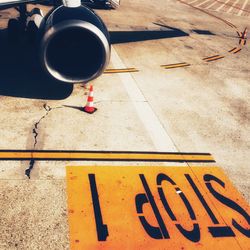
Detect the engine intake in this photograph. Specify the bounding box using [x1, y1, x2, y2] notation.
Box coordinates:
[39, 5, 110, 83]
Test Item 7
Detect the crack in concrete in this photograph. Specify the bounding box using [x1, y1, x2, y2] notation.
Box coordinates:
[25, 104, 62, 178]
[32, 104, 52, 149]
[25, 159, 35, 178]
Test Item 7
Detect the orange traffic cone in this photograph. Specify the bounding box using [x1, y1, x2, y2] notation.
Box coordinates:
[83, 85, 97, 114]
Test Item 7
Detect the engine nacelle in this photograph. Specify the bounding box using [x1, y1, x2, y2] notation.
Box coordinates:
[38, 5, 110, 83]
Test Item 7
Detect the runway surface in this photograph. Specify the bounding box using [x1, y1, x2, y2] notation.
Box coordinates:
[0, 0, 249, 249]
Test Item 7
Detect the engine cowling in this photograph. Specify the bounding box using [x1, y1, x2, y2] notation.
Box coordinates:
[38, 5, 110, 83]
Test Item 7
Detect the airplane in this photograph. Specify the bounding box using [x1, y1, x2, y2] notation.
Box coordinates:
[0, 0, 121, 83]
[0, 0, 187, 86]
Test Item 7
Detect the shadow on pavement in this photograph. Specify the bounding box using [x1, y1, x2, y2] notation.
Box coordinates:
[0, 23, 189, 99]
[110, 24, 189, 44]
[0, 29, 73, 100]
[63, 105, 83, 111]
[192, 29, 215, 35]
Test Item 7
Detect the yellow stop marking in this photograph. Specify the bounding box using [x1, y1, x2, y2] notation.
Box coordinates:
[66, 166, 250, 249]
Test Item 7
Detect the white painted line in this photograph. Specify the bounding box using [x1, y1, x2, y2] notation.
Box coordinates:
[227, 0, 240, 13]
[133, 102, 177, 152]
[189, 0, 199, 4]
[216, 0, 231, 11]
[195, 0, 212, 7]
[205, 0, 218, 9]
[110, 46, 177, 152]
[237, 0, 249, 15]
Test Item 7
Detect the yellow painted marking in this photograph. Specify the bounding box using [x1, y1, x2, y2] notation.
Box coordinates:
[203, 54, 220, 60]
[239, 39, 247, 46]
[161, 62, 191, 69]
[226, 22, 236, 28]
[203, 55, 225, 62]
[66, 165, 250, 249]
[228, 47, 242, 54]
[232, 48, 242, 54]
[0, 151, 214, 162]
[237, 31, 242, 37]
[228, 47, 238, 53]
[104, 68, 139, 73]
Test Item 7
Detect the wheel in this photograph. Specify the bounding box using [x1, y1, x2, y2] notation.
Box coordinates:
[7, 19, 21, 42]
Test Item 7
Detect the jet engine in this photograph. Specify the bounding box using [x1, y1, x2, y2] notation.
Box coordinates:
[35, 5, 110, 83]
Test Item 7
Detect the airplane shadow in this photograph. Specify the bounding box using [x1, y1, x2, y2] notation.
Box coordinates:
[110, 24, 189, 44]
[0, 23, 188, 99]
[0, 29, 73, 100]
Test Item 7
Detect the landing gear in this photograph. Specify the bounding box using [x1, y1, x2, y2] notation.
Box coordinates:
[7, 4, 27, 42]
[26, 19, 38, 42]
[7, 18, 21, 41]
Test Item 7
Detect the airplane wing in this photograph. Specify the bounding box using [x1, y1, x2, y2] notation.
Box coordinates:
[0, 0, 44, 10]
[0, 0, 120, 9]
[0, 0, 111, 10]
[0, 0, 40, 6]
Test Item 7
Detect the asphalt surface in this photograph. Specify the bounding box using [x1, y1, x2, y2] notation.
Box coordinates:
[0, 0, 249, 249]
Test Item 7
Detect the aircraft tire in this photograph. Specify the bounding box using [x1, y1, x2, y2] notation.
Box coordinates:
[7, 19, 20, 42]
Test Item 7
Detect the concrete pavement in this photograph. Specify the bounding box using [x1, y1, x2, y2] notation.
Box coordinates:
[0, 0, 249, 248]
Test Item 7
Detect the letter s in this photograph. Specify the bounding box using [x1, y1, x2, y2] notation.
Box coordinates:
[204, 174, 250, 237]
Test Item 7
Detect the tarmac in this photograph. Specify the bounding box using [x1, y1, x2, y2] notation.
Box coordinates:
[0, 0, 249, 249]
